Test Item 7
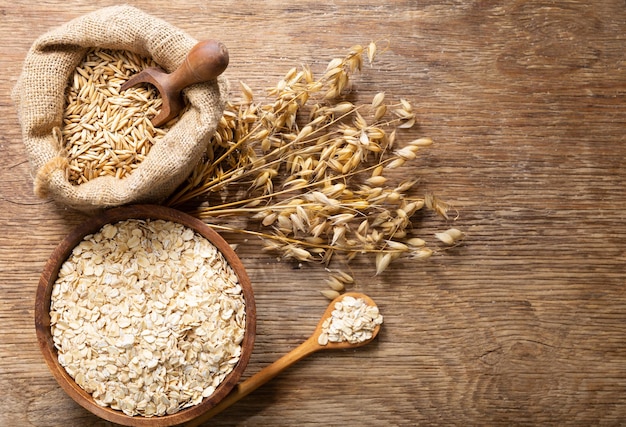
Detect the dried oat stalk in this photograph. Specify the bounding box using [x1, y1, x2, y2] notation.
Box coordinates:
[168, 42, 457, 279]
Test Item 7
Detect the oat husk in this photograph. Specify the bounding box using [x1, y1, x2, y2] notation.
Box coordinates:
[12, 5, 228, 212]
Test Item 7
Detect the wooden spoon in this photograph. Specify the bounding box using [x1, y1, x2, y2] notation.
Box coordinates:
[185, 292, 382, 427]
[120, 39, 229, 127]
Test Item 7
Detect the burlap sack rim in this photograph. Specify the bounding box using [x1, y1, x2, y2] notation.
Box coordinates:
[12, 5, 227, 212]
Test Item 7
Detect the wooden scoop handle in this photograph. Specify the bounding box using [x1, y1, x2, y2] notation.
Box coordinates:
[166, 39, 229, 93]
[120, 40, 229, 127]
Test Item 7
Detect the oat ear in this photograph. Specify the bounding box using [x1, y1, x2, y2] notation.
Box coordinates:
[170, 42, 451, 275]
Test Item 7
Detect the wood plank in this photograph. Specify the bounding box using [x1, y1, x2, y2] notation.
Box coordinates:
[1, 1, 626, 425]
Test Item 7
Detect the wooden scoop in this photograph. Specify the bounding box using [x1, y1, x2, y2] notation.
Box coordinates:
[120, 39, 229, 127]
[185, 292, 382, 426]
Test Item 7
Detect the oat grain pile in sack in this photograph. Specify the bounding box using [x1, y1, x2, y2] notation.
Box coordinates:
[12, 5, 228, 212]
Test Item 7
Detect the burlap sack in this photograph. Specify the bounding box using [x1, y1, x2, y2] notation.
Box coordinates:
[12, 5, 227, 212]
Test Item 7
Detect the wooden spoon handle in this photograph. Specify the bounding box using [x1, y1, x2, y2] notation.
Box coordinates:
[185, 337, 320, 426]
[167, 39, 229, 93]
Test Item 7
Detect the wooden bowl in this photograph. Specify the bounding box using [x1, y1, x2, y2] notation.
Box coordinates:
[35, 205, 256, 426]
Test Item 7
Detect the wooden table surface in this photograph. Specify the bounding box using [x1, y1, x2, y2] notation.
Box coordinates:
[2, 1, 626, 425]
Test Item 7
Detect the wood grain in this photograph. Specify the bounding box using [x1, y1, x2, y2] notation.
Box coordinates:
[2, 1, 626, 425]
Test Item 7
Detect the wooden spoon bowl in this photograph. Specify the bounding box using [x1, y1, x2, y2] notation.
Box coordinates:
[34, 205, 256, 426]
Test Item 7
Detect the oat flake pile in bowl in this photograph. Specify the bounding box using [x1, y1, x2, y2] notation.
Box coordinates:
[50, 218, 245, 417]
[35, 205, 256, 425]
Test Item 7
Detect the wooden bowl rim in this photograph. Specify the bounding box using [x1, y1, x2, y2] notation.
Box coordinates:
[35, 204, 256, 426]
